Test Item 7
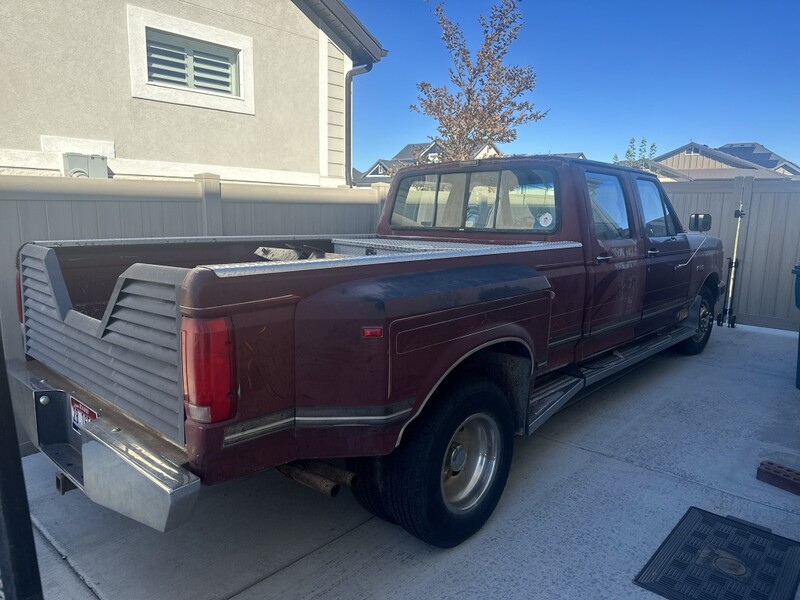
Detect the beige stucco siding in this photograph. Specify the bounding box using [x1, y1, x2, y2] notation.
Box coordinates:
[0, 0, 324, 177]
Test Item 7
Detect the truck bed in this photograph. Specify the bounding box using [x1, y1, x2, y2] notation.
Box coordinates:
[18, 235, 577, 445]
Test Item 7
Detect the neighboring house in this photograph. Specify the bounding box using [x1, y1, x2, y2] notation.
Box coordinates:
[0, 1, 385, 187]
[716, 143, 800, 177]
[354, 140, 499, 186]
[648, 142, 797, 181]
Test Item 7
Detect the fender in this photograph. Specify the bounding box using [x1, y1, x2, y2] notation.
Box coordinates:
[394, 335, 534, 447]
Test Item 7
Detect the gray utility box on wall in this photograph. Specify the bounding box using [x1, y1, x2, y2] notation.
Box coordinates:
[62, 153, 108, 178]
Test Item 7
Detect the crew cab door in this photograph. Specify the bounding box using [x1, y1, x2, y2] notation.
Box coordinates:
[634, 177, 692, 332]
[579, 168, 646, 358]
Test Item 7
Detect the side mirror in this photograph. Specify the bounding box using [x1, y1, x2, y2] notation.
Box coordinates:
[688, 213, 712, 232]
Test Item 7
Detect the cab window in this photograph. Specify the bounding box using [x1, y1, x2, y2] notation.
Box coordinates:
[636, 179, 681, 237]
[585, 172, 631, 240]
[390, 168, 558, 233]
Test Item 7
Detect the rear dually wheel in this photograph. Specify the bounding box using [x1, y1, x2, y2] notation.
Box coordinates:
[386, 378, 514, 548]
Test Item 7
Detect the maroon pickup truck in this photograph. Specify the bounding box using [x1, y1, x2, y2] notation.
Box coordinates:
[9, 156, 723, 547]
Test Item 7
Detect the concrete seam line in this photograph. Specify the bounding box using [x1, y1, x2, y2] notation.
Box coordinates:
[534, 433, 800, 519]
[221, 515, 374, 600]
[30, 516, 104, 600]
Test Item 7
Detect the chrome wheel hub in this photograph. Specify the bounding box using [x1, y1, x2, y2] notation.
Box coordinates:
[449, 443, 467, 473]
[694, 299, 712, 342]
[441, 413, 501, 513]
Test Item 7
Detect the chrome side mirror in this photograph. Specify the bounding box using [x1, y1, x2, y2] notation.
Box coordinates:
[688, 213, 712, 232]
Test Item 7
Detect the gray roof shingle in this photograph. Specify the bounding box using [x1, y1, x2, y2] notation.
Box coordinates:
[717, 143, 800, 174]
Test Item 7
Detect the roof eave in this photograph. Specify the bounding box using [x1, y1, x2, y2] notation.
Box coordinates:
[305, 0, 387, 65]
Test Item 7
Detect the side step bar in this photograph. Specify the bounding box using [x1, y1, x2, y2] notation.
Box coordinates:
[526, 325, 695, 434]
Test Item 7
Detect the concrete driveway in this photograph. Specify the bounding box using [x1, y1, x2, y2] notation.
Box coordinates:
[22, 325, 800, 600]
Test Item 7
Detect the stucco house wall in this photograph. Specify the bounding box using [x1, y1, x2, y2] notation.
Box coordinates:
[0, 0, 379, 186]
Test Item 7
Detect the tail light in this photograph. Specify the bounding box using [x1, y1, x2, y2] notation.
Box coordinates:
[181, 317, 237, 423]
[16, 271, 23, 322]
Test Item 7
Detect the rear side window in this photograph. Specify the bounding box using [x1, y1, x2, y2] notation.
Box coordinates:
[636, 179, 681, 237]
[390, 168, 558, 233]
[585, 172, 631, 240]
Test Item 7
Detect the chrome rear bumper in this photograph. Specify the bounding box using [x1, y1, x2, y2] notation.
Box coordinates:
[7, 359, 199, 532]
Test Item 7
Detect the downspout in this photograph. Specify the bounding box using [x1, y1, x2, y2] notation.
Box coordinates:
[345, 63, 372, 187]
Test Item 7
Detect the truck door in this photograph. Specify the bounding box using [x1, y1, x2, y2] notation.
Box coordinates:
[579, 168, 647, 358]
[634, 177, 692, 332]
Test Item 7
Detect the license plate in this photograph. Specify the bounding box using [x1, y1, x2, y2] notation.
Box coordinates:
[71, 397, 97, 433]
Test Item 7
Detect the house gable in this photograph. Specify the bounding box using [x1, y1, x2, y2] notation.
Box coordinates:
[392, 141, 444, 164]
[775, 162, 800, 176]
[365, 161, 389, 177]
[654, 143, 767, 172]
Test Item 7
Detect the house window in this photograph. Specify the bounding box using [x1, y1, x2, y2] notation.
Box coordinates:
[146, 29, 239, 96]
[684, 147, 700, 155]
[127, 6, 255, 114]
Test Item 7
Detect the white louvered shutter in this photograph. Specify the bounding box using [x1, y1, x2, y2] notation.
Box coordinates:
[145, 29, 239, 96]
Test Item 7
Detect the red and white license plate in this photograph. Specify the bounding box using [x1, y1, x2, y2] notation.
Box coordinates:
[70, 397, 97, 433]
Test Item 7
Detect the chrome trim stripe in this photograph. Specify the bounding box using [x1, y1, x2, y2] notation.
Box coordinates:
[641, 298, 689, 321]
[223, 418, 295, 446]
[222, 400, 415, 446]
[295, 407, 412, 427]
[548, 332, 581, 348]
[588, 314, 642, 337]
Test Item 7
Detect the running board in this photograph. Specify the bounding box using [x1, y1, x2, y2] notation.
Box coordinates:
[526, 326, 695, 434]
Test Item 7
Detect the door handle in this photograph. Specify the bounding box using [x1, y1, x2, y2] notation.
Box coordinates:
[647, 249, 660, 257]
[596, 255, 612, 263]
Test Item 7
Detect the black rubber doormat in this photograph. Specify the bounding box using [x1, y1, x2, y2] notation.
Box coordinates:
[634, 507, 800, 600]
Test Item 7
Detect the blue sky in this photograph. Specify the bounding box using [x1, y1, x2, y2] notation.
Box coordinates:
[347, 0, 800, 171]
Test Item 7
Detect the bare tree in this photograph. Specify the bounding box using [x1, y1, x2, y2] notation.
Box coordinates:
[410, 0, 545, 161]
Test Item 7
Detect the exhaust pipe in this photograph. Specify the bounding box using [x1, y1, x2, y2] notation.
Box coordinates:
[276, 460, 358, 497]
[277, 463, 340, 497]
[299, 460, 357, 487]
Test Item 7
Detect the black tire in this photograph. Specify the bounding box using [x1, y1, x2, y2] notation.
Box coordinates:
[678, 287, 714, 355]
[386, 378, 514, 548]
[346, 456, 396, 523]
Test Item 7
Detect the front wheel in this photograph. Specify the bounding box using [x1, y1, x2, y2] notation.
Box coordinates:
[678, 287, 714, 355]
[386, 378, 514, 548]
